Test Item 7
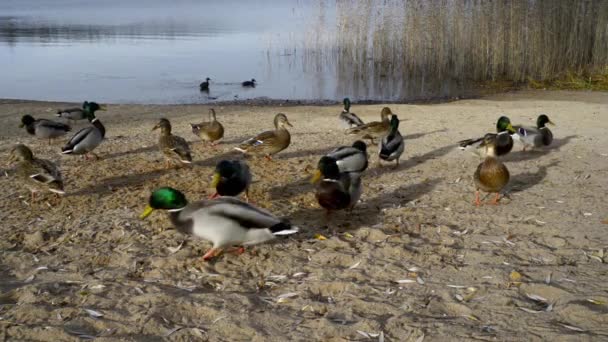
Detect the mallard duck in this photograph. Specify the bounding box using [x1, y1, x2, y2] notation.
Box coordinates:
[140, 187, 299, 261]
[339, 98, 364, 129]
[190, 108, 224, 146]
[513, 114, 555, 151]
[312, 156, 362, 215]
[8, 144, 64, 202]
[56, 101, 105, 123]
[242, 79, 256, 87]
[199, 77, 211, 91]
[379, 114, 405, 166]
[324, 140, 368, 174]
[210, 160, 252, 201]
[20, 115, 71, 143]
[61, 111, 106, 160]
[474, 134, 510, 206]
[345, 107, 393, 144]
[234, 113, 292, 160]
[153, 118, 192, 168]
[458, 116, 516, 157]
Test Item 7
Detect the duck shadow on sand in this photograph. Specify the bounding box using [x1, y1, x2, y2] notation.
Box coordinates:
[502, 135, 578, 163]
[286, 178, 441, 237]
[507, 161, 560, 193]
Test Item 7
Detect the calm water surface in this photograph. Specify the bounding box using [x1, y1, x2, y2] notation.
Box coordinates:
[0, 0, 464, 104]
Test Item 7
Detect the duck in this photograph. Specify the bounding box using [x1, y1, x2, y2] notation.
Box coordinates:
[312, 156, 362, 216]
[8, 144, 65, 202]
[234, 113, 292, 160]
[458, 116, 516, 157]
[513, 114, 555, 151]
[339, 98, 364, 129]
[61, 111, 106, 160]
[199, 77, 211, 91]
[210, 160, 252, 202]
[190, 108, 224, 146]
[379, 114, 405, 166]
[20, 115, 71, 143]
[56, 101, 105, 123]
[345, 107, 393, 144]
[324, 140, 368, 174]
[242, 79, 256, 87]
[473, 134, 510, 206]
[140, 187, 299, 261]
[152, 118, 192, 168]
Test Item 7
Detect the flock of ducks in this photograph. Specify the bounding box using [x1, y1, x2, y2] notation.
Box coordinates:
[9, 98, 555, 261]
[199, 77, 257, 92]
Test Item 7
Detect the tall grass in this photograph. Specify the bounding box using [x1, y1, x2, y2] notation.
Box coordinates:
[301, 0, 608, 100]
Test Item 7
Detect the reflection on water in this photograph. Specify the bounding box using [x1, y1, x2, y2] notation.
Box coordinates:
[1, 0, 606, 104]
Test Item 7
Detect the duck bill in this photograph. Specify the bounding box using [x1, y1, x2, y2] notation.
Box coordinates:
[211, 172, 220, 188]
[140, 205, 154, 219]
[506, 123, 516, 134]
[152, 124, 159, 131]
[548, 120, 556, 126]
[99, 105, 107, 111]
[286, 120, 293, 127]
[310, 170, 322, 184]
[19, 123, 24, 128]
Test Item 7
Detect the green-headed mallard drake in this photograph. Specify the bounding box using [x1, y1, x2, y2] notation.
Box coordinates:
[152, 118, 192, 168]
[56, 101, 105, 123]
[312, 156, 362, 216]
[458, 116, 516, 157]
[20, 115, 71, 143]
[199, 77, 211, 92]
[474, 134, 510, 206]
[8, 144, 64, 202]
[210, 160, 252, 201]
[190, 108, 224, 146]
[234, 113, 292, 160]
[379, 115, 405, 166]
[242, 79, 256, 87]
[140, 187, 299, 261]
[339, 98, 364, 129]
[345, 107, 393, 144]
[61, 110, 106, 160]
[513, 114, 555, 151]
[324, 140, 368, 174]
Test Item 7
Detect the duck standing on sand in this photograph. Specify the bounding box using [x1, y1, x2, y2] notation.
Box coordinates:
[153, 118, 192, 168]
[345, 107, 393, 144]
[311, 156, 362, 218]
[140, 187, 299, 261]
[190, 108, 224, 147]
[61, 110, 106, 160]
[339, 98, 364, 129]
[513, 114, 555, 151]
[56, 101, 105, 123]
[458, 116, 516, 157]
[242, 79, 256, 87]
[210, 160, 252, 202]
[8, 144, 65, 202]
[199, 77, 211, 92]
[474, 134, 510, 206]
[234, 113, 292, 160]
[379, 115, 405, 166]
[20, 115, 71, 143]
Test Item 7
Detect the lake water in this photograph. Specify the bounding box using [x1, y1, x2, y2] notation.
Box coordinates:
[0, 0, 468, 104]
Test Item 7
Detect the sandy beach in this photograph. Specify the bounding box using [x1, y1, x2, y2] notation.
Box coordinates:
[0, 90, 607, 341]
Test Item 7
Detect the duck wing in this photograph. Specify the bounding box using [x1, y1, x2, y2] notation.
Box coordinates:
[62, 126, 94, 152]
[204, 197, 296, 234]
[169, 135, 192, 162]
[340, 112, 365, 127]
[379, 131, 404, 159]
[327, 146, 368, 173]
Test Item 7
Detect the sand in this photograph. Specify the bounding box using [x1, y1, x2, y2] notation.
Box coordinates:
[0, 90, 607, 341]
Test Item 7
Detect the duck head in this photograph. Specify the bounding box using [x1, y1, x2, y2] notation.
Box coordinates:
[380, 107, 393, 121]
[20, 115, 35, 128]
[537, 114, 555, 128]
[83, 101, 106, 114]
[140, 187, 189, 219]
[274, 113, 293, 129]
[211, 160, 239, 188]
[496, 116, 515, 133]
[311, 156, 340, 183]
[343, 98, 351, 112]
[8, 144, 34, 162]
[352, 140, 367, 152]
[152, 118, 172, 134]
